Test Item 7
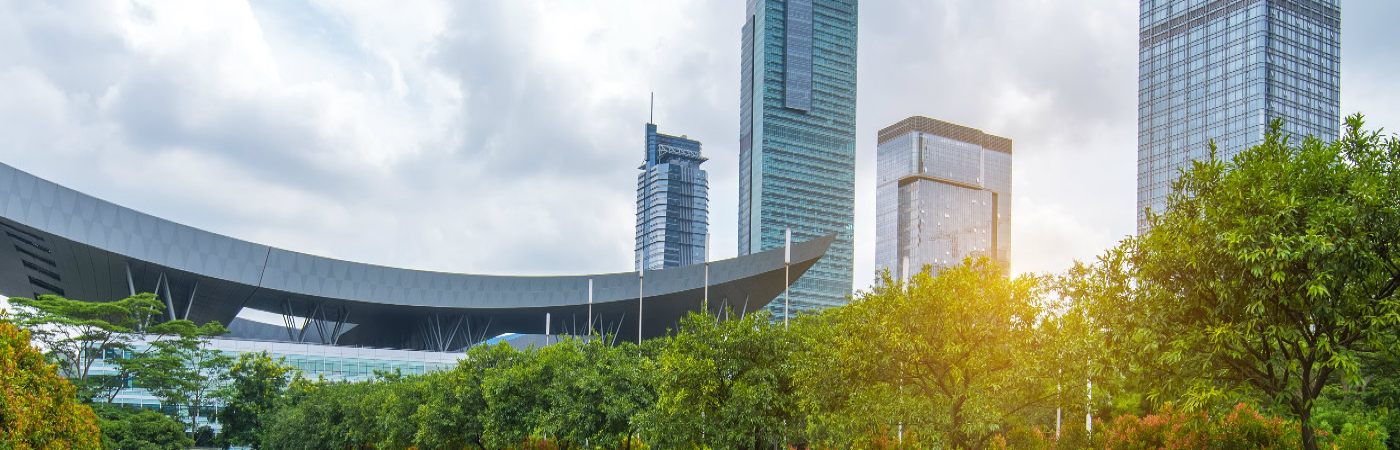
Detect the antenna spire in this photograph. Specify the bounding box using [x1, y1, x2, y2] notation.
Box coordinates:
[649, 91, 654, 123]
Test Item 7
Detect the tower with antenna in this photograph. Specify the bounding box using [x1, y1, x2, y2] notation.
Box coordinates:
[635, 94, 708, 270]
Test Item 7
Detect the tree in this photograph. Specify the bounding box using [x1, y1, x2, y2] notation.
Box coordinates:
[639, 310, 803, 449]
[217, 351, 298, 449]
[0, 317, 101, 449]
[92, 403, 192, 450]
[1119, 116, 1400, 450]
[124, 321, 231, 440]
[6, 293, 190, 401]
[533, 338, 651, 448]
[411, 344, 507, 450]
[794, 258, 1056, 449]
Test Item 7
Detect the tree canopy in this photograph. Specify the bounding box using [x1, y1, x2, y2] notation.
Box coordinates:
[0, 317, 101, 449]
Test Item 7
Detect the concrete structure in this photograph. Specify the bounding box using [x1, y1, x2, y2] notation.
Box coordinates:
[876, 117, 1012, 277]
[0, 162, 833, 351]
[739, 0, 859, 319]
[635, 123, 708, 271]
[1138, 0, 1340, 229]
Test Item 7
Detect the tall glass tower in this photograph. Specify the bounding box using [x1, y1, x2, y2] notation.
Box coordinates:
[1138, 0, 1340, 230]
[875, 117, 1012, 278]
[636, 123, 708, 270]
[739, 0, 858, 318]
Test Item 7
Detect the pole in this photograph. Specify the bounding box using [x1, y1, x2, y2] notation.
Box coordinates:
[638, 269, 644, 345]
[784, 228, 791, 328]
[545, 312, 551, 345]
[587, 279, 594, 336]
[703, 232, 711, 314]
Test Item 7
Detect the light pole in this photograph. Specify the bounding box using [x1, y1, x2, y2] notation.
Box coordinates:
[703, 232, 710, 314]
[784, 228, 791, 329]
[587, 278, 593, 336]
[638, 268, 644, 345]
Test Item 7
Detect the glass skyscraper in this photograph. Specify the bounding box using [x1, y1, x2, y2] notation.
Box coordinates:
[636, 123, 708, 270]
[876, 117, 1012, 278]
[739, 0, 858, 318]
[1138, 0, 1340, 229]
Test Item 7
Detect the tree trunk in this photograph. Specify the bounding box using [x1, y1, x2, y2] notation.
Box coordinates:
[1300, 407, 1317, 450]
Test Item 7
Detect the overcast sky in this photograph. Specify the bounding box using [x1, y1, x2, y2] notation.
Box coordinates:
[1, 0, 1396, 294]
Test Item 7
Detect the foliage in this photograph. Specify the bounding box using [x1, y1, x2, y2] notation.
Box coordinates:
[0, 316, 102, 449]
[410, 346, 496, 450]
[92, 403, 191, 450]
[262, 338, 653, 450]
[122, 321, 230, 439]
[216, 351, 298, 449]
[794, 258, 1055, 449]
[1087, 116, 1400, 450]
[6, 293, 198, 402]
[638, 310, 802, 449]
[1098, 403, 1299, 450]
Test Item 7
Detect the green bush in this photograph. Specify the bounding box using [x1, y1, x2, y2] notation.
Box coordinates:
[93, 404, 192, 450]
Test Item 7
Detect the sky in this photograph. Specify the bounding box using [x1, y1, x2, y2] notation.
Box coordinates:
[0, 0, 1396, 296]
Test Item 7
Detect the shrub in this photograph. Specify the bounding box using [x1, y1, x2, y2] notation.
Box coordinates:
[1099, 403, 1298, 450]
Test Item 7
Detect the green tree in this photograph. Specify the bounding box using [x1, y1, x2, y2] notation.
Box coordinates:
[412, 343, 512, 450]
[639, 310, 803, 449]
[0, 316, 101, 449]
[6, 293, 194, 401]
[92, 403, 192, 450]
[124, 321, 231, 440]
[533, 338, 651, 449]
[795, 258, 1055, 449]
[1112, 116, 1400, 450]
[216, 351, 298, 449]
[477, 342, 556, 448]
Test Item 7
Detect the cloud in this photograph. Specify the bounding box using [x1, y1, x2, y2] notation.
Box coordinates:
[0, 0, 1395, 291]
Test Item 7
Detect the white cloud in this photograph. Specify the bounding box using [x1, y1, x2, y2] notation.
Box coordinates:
[0, 0, 1395, 291]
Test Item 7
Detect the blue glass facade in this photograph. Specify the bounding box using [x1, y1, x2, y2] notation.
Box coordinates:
[740, 0, 858, 318]
[636, 123, 708, 270]
[1138, 0, 1340, 229]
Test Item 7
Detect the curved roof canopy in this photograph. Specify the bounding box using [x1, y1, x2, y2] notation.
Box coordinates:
[0, 163, 832, 350]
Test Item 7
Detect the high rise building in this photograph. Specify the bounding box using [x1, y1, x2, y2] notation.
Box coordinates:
[739, 0, 858, 318]
[636, 123, 708, 270]
[875, 117, 1012, 278]
[1138, 0, 1340, 229]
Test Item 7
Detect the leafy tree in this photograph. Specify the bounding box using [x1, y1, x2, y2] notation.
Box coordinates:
[639, 310, 803, 449]
[1111, 116, 1400, 450]
[216, 351, 298, 449]
[0, 316, 102, 449]
[92, 403, 192, 450]
[6, 293, 196, 401]
[478, 343, 547, 448]
[534, 338, 652, 448]
[124, 321, 231, 440]
[795, 258, 1055, 449]
[412, 344, 507, 450]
